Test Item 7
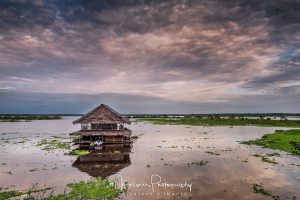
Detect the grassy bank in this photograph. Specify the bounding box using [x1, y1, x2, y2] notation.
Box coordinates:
[140, 117, 300, 127]
[0, 115, 62, 122]
[0, 178, 124, 200]
[242, 129, 300, 156]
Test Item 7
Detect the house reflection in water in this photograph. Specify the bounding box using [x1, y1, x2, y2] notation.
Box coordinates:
[72, 144, 131, 178]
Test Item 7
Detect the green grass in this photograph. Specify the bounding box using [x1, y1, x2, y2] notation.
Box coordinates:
[242, 129, 300, 156]
[0, 178, 124, 200]
[70, 149, 91, 156]
[140, 117, 300, 128]
[36, 138, 93, 157]
[36, 139, 71, 151]
[41, 178, 123, 200]
[0, 115, 62, 122]
[0, 190, 23, 200]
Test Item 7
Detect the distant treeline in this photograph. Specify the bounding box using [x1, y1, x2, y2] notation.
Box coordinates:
[127, 113, 300, 118]
[141, 117, 300, 128]
[0, 115, 62, 122]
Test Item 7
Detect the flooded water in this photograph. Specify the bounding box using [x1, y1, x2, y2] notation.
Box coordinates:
[0, 117, 299, 199]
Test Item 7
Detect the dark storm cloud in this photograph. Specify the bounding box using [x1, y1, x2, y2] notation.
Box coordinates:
[0, 0, 300, 113]
[1, 90, 300, 114]
[245, 56, 300, 89]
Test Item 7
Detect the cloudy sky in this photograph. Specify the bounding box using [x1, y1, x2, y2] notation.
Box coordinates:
[0, 0, 300, 114]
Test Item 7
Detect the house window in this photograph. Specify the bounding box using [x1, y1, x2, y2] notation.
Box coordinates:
[90, 124, 117, 130]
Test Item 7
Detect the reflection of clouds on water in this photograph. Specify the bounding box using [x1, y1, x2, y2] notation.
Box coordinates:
[0, 117, 299, 199]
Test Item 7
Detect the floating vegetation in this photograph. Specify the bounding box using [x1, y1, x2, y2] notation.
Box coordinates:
[242, 129, 300, 156]
[0, 190, 23, 200]
[252, 183, 279, 200]
[29, 168, 38, 172]
[141, 117, 300, 128]
[51, 136, 70, 139]
[70, 149, 91, 156]
[36, 139, 71, 151]
[167, 146, 178, 148]
[0, 186, 53, 200]
[252, 154, 278, 164]
[0, 179, 123, 200]
[187, 160, 209, 167]
[205, 151, 220, 156]
[43, 178, 123, 200]
[266, 152, 281, 157]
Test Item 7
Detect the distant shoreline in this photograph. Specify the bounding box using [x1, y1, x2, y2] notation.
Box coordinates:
[1, 113, 300, 117]
[140, 117, 300, 128]
[0, 115, 62, 122]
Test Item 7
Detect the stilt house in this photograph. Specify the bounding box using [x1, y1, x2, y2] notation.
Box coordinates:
[70, 104, 132, 145]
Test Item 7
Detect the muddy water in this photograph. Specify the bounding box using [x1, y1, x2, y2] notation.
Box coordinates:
[0, 117, 299, 199]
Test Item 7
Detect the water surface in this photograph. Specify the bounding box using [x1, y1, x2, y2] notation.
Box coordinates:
[0, 117, 299, 199]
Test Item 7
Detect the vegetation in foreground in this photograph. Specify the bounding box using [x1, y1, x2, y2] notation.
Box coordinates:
[70, 149, 91, 156]
[140, 117, 300, 127]
[187, 160, 209, 167]
[0, 115, 62, 122]
[0, 178, 124, 200]
[0, 190, 23, 200]
[252, 183, 280, 200]
[242, 129, 300, 156]
[36, 139, 71, 151]
[252, 153, 279, 164]
[36, 137, 93, 157]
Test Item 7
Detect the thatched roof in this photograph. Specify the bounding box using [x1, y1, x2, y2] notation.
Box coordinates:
[73, 104, 130, 124]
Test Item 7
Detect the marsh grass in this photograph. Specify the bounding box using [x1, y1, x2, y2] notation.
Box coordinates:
[141, 117, 300, 128]
[242, 129, 300, 156]
[0, 179, 123, 200]
[42, 179, 124, 200]
[36, 139, 71, 151]
[70, 149, 91, 156]
[252, 183, 279, 200]
[0, 190, 23, 200]
[187, 160, 209, 167]
[205, 151, 220, 156]
[36, 137, 94, 158]
[0, 115, 62, 122]
[252, 154, 278, 164]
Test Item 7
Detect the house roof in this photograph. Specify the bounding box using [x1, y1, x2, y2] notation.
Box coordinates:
[73, 104, 131, 124]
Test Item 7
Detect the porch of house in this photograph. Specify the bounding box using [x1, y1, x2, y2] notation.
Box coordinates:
[71, 129, 132, 145]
